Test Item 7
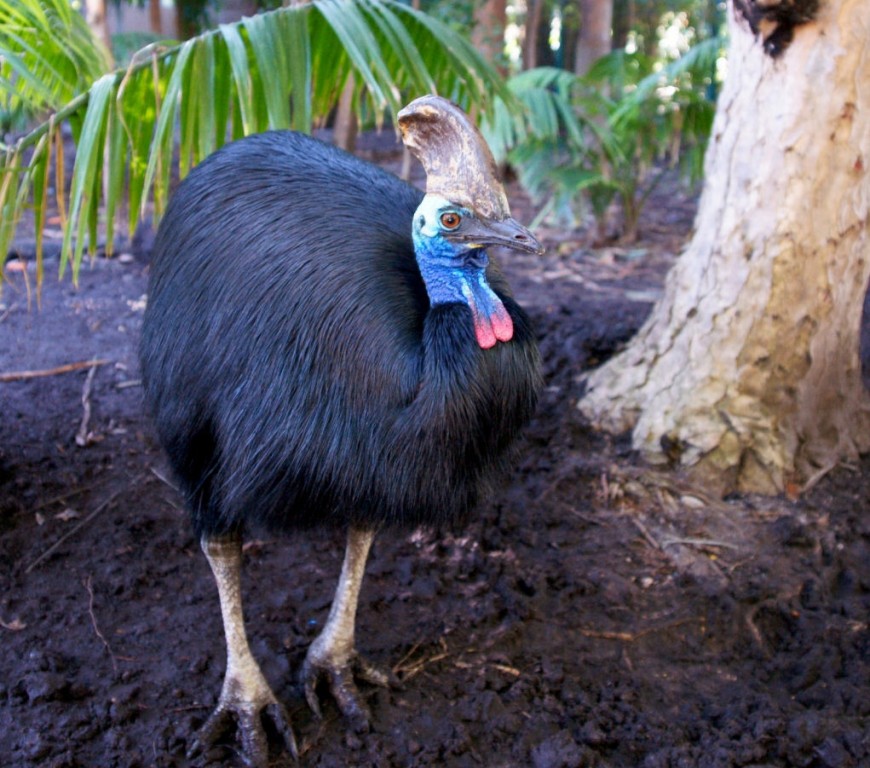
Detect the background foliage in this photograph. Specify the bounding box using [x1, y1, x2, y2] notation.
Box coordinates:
[0, 0, 725, 285]
[484, 36, 721, 239]
[0, 0, 509, 284]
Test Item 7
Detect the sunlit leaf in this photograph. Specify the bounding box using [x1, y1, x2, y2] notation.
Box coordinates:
[104, 102, 128, 257]
[61, 74, 115, 279]
[220, 23, 257, 135]
[0, 0, 110, 115]
[243, 13, 291, 129]
[2, 0, 513, 287]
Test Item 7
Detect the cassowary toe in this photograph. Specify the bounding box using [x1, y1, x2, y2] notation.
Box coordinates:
[301, 647, 395, 731]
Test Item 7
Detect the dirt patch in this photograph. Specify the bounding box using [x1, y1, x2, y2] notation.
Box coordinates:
[1, 151, 868, 768]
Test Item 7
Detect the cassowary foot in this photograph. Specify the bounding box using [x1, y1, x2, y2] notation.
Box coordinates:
[188, 685, 297, 767]
[301, 649, 395, 730]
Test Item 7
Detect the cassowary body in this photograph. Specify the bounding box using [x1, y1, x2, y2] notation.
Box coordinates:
[140, 100, 541, 764]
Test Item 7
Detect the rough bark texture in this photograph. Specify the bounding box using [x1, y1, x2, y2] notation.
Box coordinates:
[579, 0, 870, 495]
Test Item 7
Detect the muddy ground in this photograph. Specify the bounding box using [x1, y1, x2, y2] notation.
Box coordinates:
[0, 141, 868, 768]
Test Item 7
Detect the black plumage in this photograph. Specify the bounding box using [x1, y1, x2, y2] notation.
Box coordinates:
[141, 131, 540, 537]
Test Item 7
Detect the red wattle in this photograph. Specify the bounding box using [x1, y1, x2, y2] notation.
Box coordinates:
[474, 315, 497, 349]
[469, 302, 513, 350]
[491, 306, 514, 343]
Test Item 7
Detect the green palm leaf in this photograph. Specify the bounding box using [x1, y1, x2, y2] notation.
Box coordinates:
[0, 0, 111, 116]
[1, 0, 512, 287]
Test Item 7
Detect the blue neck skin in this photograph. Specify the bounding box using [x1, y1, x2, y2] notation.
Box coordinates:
[412, 194, 513, 349]
[413, 195, 501, 314]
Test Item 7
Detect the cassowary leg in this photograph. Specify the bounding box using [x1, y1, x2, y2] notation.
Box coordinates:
[189, 535, 297, 767]
[302, 526, 392, 729]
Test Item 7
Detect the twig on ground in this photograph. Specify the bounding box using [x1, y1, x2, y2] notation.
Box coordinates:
[579, 618, 700, 642]
[149, 466, 179, 492]
[84, 575, 118, 674]
[661, 536, 739, 550]
[578, 628, 637, 642]
[0, 358, 109, 382]
[631, 516, 661, 550]
[30, 478, 113, 514]
[75, 364, 99, 446]
[393, 637, 449, 681]
[745, 603, 769, 655]
[392, 640, 424, 671]
[25, 476, 141, 573]
[490, 663, 522, 677]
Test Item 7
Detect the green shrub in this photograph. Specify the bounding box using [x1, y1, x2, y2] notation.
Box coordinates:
[483, 39, 722, 241]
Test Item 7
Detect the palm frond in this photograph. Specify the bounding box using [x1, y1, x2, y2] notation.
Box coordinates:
[481, 67, 581, 162]
[0, 0, 111, 116]
[609, 37, 723, 128]
[485, 38, 723, 234]
[1, 0, 512, 286]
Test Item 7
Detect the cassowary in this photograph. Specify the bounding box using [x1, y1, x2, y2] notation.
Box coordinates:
[139, 95, 542, 765]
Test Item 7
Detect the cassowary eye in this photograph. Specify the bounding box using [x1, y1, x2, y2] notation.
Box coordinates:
[440, 212, 461, 230]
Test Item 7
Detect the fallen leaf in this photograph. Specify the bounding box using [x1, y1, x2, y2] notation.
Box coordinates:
[0, 617, 26, 631]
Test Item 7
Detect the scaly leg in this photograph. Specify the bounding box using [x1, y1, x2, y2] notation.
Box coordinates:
[301, 526, 392, 729]
[189, 535, 297, 767]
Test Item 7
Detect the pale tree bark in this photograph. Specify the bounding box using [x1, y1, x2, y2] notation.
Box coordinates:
[85, 0, 114, 68]
[575, 0, 613, 76]
[579, 0, 870, 496]
[333, 76, 357, 153]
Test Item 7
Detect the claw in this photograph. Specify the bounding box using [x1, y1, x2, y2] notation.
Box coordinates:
[188, 694, 298, 767]
[187, 707, 233, 758]
[301, 650, 394, 730]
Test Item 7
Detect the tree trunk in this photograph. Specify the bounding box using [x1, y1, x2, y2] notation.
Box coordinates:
[579, 0, 870, 496]
[523, 0, 544, 70]
[85, 0, 113, 68]
[611, 0, 633, 50]
[149, 0, 163, 36]
[575, 0, 613, 76]
[472, 0, 507, 67]
[333, 77, 357, 153]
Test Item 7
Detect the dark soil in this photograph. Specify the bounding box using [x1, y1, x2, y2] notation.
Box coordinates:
[1, 140, 868, 768]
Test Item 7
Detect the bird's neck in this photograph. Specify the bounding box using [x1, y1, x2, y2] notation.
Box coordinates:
[413, 237, 513, 350]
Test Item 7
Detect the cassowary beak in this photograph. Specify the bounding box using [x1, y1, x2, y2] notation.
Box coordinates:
[445, 216, 544, 256]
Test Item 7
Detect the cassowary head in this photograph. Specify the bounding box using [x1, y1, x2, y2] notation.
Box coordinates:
[398, 95, 543, 349]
